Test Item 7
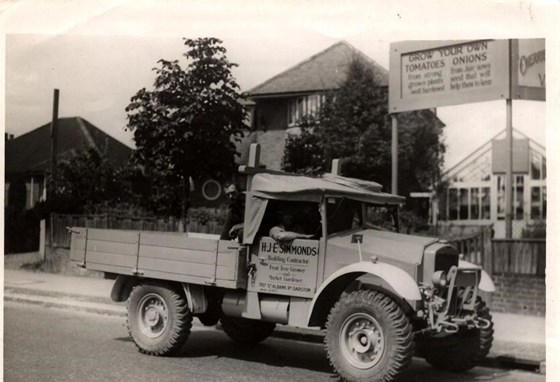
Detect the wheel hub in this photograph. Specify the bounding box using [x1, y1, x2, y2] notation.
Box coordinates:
[137, 293, 169, 338]
[145, 307, 160, 325]
[340, 313, 385, 369]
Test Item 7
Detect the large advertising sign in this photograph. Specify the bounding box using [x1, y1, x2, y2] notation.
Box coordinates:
[512, 38, 545, 101]
[390, 39, 546, 112]
[389, 40, 510, 112]
[248, 237, 319, 298]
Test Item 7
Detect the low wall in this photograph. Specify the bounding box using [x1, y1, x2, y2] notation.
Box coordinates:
[490, 274, 546, 316]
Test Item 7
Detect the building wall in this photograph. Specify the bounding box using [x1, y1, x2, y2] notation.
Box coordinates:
[252, 98, 290, 170]
[256, 129, 288, 170]
[490, 274, 545, 316]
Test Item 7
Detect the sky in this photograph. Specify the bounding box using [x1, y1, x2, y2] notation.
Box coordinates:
[1, 0, 556, 171]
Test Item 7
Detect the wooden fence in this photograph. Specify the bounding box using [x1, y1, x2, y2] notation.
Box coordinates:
[430, 224, 494, 271]
[447, 233, 486, 267]
[50, 213, 223, 248]
[51, 215, 546, 276]
[491, 239, 546, 276]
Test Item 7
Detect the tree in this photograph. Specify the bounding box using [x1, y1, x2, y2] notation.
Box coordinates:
[41, 147, 126, 214]
[282, 115, 323, 175]
[282, 57, 446, 199]
[125, 38, 246, 218]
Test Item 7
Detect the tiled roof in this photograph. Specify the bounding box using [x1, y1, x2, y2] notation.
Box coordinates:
[247, 41, 388, 97]
[5, 117, 133, 175]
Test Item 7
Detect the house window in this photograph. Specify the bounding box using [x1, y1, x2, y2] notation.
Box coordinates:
[496, 174, 524, 220]
[481, 187, 491, 219]
[23, 176, 44, 209]
[459, 188, 469, 220]
[470, 188, 479, 219]
[528, 150, 546, 220]
[447, 186, 491, 221]
[201, 179, 222, 201]
[497, 175, 505, 219]
[448, 188, 458, 220]
[287, 94, 325, 126]
[515, 175, 524, 219]
[531, 185, 547, 219]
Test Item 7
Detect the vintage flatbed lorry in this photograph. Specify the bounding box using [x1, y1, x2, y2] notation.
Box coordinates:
[70, 144, 495, 382]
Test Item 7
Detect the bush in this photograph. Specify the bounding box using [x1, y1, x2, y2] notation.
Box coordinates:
[521, 220, 546, 239]
[188, 206, 227, 226]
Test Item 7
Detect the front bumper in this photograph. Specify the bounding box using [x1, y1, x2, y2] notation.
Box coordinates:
[417, 266, 492, 335]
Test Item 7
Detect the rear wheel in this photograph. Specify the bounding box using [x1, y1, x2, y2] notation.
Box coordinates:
[220, 316, 276, 344]
[419, 297, 494, 372]
[325, 290, 414, 382]
[127, 283, 192, 356]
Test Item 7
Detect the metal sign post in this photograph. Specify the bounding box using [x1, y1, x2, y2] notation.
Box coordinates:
[505, 98, 513, 238]
[391, 114, 398, 194]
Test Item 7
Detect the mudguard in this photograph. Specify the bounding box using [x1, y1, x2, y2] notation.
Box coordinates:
[307, 262, 421, 324]
[459, 259, 496, 292]
[110, 275, 138, 302]
[182, 283, 208, 314]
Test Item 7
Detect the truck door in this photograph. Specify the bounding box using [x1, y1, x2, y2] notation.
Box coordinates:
[247, 237, 320, 299]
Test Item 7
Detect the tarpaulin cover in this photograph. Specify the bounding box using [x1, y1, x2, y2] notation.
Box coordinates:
[243, 173, 404, 244]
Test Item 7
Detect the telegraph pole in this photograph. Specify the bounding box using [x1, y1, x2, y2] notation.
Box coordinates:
[50, 89, 60, 193]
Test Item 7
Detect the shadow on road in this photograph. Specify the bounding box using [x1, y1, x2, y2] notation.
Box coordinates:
[182, 330, 332, 373]
[111, 329, 524, 382]
[112, 329, 333, 374]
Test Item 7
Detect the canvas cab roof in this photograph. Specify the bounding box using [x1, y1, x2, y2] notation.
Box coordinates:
[249, 173, 404, 205]
[242, 172, 404, 244]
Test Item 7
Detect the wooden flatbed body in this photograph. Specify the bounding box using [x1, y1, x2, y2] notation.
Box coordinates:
[70, 228, 246, 289]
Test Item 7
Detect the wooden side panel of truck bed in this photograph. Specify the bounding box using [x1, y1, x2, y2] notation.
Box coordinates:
[70, 228, 246, 289]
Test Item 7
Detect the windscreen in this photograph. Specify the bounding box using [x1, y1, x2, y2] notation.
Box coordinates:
[325, 197, 399, 236]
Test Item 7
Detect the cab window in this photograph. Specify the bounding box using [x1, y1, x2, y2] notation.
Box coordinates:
[258, 200, 322, 238]
[326, 198, 363, 235]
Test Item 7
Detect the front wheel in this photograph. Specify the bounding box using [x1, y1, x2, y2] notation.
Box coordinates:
[325, 290, 414, 382]
[419, 297, 494, 372]
[127, 283, 192, 356]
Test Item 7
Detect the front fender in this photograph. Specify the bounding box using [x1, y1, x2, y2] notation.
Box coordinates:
[307, 262, 421, 325]
[459, 260, 496, 292]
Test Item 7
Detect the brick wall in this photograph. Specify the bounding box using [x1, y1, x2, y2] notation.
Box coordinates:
[489, 274, 545, 316]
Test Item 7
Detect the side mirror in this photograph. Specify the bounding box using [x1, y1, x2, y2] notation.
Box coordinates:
[351, 234, 363, 244]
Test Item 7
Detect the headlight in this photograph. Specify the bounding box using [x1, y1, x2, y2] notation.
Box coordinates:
[432, 270, 448, 287]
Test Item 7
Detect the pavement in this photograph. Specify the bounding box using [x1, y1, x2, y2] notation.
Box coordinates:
[3, 267, 546, 374]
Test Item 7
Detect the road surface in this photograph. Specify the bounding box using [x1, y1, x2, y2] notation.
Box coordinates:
[3, 302, 545, 382]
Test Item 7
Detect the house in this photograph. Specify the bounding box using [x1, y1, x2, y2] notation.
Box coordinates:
[4, 117, 133, 210]
[244, 41, 389, 170]
[439, 129, 546, 238]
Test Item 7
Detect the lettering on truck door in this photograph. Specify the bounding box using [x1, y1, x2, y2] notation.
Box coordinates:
[248, 237, 319, 298]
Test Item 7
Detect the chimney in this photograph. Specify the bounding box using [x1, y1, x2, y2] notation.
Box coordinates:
[5, 133, 14, 141]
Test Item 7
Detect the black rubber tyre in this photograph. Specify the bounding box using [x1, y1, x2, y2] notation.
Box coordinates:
[220, 316, 276, 344]
[325, 290, 414, 382]
[419, 297, 494, 372]
[127, 283, 192, 356]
